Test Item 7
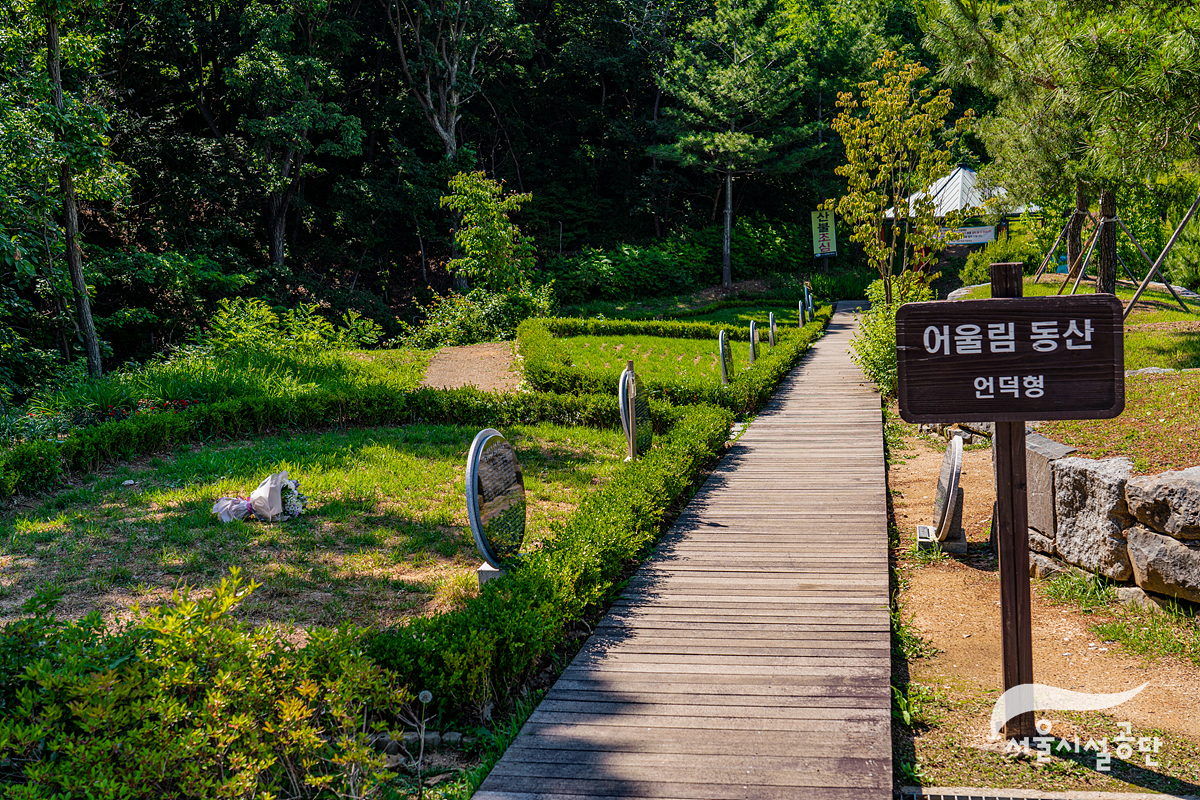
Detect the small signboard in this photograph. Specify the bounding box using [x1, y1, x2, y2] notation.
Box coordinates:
[749, 320, 758, 364]
[896, 295, 1124, 423]
[811, 210, 837, 258]
[942, 225, 995, 245]
[769, 312, 776, 347]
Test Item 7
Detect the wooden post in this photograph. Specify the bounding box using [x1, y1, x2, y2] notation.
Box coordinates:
[991, 262, 1035, 740]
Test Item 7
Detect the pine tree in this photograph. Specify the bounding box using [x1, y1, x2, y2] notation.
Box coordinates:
[653, 0, 815, 287]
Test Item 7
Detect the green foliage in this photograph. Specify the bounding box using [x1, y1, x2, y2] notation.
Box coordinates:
[652, 0, 813, 180]
[1041, 570, 1116, 612]
[367, 401, 733, 718]
[827, 52, 973, 301]
[0, 439, 61, 496]
[440, 172, 536, 292]
[0, 379, 656, 496]
[849, 271, 934, 394]
[960, 235, 1042, 286]
[517, 311, 832, 416]
[401, 285, 554, 349]
[546, 243, 696, 303]
[0, 569, 408, 796]
[209, 297, 383, 354]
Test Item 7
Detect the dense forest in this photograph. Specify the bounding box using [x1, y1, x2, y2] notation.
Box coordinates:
[3, 0, 1200, 402]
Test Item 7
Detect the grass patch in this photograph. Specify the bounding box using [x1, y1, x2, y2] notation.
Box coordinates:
[0, 422, 625, 632]
[1039, 571, 1117, 612]
[899, 690, 1200, 794]
[1092, 604, 1200, 666]
[553, 334, 764, 383]
[1040, 372, 1200, 474]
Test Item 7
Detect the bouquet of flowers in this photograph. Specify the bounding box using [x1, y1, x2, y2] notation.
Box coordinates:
[213, 471, 308, 522]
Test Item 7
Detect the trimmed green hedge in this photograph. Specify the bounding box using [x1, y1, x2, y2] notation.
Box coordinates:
[0, 387, 676, 498]
[366, 401, 732, 718]
[517, 307, 833, 416]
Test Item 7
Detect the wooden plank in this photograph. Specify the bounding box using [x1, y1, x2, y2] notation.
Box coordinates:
[477, 304, 892, 800]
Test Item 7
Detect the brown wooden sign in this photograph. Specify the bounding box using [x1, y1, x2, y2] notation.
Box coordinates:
[896, 295, 1125, 423]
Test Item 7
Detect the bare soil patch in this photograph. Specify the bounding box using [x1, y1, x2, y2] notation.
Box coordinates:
[420, 342, 521, 392]
[889, 431, 1200, 741]
[693, 277, 769, 303]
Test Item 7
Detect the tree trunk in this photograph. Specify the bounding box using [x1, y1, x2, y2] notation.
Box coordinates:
[266, 192, 288, 267]
[47, 13, 102, 377]
[1096, 188, 1117, 295]
[722, 170, 732, 287]
[1067, 180, 1088, 277]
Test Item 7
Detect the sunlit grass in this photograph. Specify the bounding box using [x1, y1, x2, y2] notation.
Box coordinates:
[0, 423, 625, 632]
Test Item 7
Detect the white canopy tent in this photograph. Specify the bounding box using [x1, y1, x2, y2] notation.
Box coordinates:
[885, 165, 1036, 219]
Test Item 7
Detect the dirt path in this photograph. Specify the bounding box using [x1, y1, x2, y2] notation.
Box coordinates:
[889, 431, 1200, 743]
[420, 342, 522, 392]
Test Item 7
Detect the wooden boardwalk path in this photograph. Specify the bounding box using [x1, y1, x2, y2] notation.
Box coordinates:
[477, 302, 892, 800]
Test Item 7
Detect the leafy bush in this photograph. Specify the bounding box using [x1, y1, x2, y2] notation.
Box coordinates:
[441, 171, 537, 292]
[0, 571, 409, 797]
[367, 401, 732, 719]
[850, 271, 934, 395]
[543, 218, 817, 304]
[209, 297, 383, 353]
[400, 285, 554, 349]
[517, 311, 832, 416]
[960, 234, 1042, 286]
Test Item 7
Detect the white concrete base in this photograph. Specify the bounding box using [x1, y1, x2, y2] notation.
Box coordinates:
[477, 563, 504, 587]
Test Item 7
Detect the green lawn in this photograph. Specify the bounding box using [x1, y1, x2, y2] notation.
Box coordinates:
[962, 276, 1200, 370]
[0, 422, 625, 632]
[556, 333, 774, 382]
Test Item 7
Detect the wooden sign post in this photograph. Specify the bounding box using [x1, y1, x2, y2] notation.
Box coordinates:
[896, 263, 1125, 739]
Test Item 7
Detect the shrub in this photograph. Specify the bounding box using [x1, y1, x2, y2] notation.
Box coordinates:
[0, 571, 410, 797]
[401, 285, 555, 349]
[850, 271, 934, 395]
[0, 439, 62, 496]
[960, 235, 1042, 286]
[367, 401, 733, 719]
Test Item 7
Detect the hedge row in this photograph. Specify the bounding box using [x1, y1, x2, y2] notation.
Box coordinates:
[366, 401, 733, 718]
[0, 387, 681, 499]
[517, 306, 833, 416]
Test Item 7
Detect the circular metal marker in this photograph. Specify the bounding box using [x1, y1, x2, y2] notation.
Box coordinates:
[618, 364, 633, 440]
[933, 436, 963, 542]
[466, 428, 527, 568]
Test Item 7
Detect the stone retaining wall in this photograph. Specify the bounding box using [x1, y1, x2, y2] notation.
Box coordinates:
[1023, 440, 1200, 603]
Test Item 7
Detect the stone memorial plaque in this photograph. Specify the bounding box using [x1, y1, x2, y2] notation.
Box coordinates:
[719, 330, 732, 385]
[749, 320, 758, 364]
[619, 364, 652, 457]
[769, 312, 776, 347]
[466, 428, 527, 568]
[933, 436, 963, 542]
[806, 287, 814, 317]
[799, 299, 806, 326]
[618, 364, 633, 438]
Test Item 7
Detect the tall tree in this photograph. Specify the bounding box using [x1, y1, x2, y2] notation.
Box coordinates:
[3, 0, 125, 377]
[385, 0, 507, 162]
[230, 0, 365, 268]
[653, 0, 814, 286]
